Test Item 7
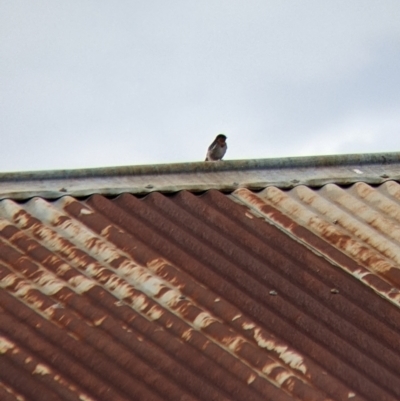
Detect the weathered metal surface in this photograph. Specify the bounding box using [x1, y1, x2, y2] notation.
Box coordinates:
[232, 181, 400, 309]
[0, 186, 400, 400]
[1, 152, 400, 199]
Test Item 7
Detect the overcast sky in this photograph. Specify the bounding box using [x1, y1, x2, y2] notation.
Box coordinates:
[1, 1, 400, 172]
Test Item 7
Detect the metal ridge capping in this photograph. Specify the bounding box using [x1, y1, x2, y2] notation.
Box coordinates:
[0, 151, 400, 199]
[0, 151, 399, 180]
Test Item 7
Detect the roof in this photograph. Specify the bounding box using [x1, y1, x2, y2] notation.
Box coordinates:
[1, 153, 400, 401]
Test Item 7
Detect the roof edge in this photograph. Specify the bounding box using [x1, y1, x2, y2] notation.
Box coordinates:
[1, 152, 399, 200]
[0, 152, 397, 182]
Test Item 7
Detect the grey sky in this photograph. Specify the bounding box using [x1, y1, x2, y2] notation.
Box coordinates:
[1, 1, 400, 172]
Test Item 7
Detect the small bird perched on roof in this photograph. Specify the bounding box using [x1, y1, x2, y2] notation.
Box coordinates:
[205, 134, 227, 161]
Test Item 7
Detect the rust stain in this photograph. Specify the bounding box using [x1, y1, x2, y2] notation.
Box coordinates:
[233, 186, 400, 306]
[1, 188, 400, 401]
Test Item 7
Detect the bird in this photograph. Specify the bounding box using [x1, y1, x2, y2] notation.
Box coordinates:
[205, 134, 227, 161]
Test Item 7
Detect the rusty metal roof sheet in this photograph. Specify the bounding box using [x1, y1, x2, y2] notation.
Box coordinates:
[1, 156, 400, 400]
[232, 181, 400, 308]
[1, 151, 400, 199]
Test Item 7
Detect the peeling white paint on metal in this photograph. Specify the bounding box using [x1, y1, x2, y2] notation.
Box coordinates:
[32, 363, 51, 375]
[68, 275, 95, 294]
[352, 269, 370, 280]
[182, 329, 193, 341]
[0, 201, 78, 265]
[20, 198, 119, 266]
[158, 289, 180, 306]
[275, 347, 307, 375]
[254, 329, 307, 374]
[56, 263, 71, 275]
[85, 262, 105, 277]
[25, 357, 33, 364]
[242, 322, 256, 330]
[299, 185, 400, 266]
[275, 370, 292, 386]
[224, 336, 245, 352]
[348, 392, 356, 398]
[109, 279, 145, 309]
[388, 288, 400, 297]
[79, 208, 93, 215]
[284, 377, 295, 392]
[139, 276, 166, 297]
[0, 336, 14, 354]
[79, 394, 96, 401]
[87, 262, 179, 324]
[43, 303, 61, 318]
[14, 281, 32, 298]
[67, 384, 78, 392]
[1, 275, 47, 310]
[247, 373, 256, 384]
[239, 187, 399, 277]
[93, 316, 107, 326]
[252, 329, 274, 349]
[231, 314, 241, 321]
[25, 294, 45, 311]
[0, 385, 25, 401]
[82, 238, 120, 263]
[0, 199, 28, 226]
[147, 306, 163, 321]
[0, 273, 17, 289]
[104, 275, 130, 294]
[131, 294, 149, 312]
[263, 362, 305, 390]
[0, 219, 13, 231]
[2, 197, 188, 326]
[147, 257, 167, 273]
[193, 312, 217, 329]
[214, 297, 220, 302]
[118, 259, 144, 277]
[100, 225, 112, 236]
[293, 187, 400, 272]
[119, 260, 178, 303]
[36, 273, 65, 295]
[262, 361, 281, 375]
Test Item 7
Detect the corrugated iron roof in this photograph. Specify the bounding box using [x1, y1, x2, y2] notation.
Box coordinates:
[232, 181, 400, 308]
[1, 156, 400, 400]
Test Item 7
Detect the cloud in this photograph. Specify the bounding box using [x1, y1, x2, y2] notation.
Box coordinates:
[1, 1, 400, 171]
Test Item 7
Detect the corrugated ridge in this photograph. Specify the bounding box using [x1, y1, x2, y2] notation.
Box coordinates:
[229, 184, 400, 399]
[0, 196, 302, 401]
[84, 193, 337, 400]
[1, 187, 400, 400]
[59, 194, 321, 401]
[233, 182, 400, 306]
[120, 189, 400, 401]
[84, 191, 390, 401]
[3, 222, 231, 400]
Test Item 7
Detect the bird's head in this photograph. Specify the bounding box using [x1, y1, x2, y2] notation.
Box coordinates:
[216, 134, 227, 147]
